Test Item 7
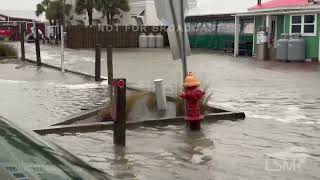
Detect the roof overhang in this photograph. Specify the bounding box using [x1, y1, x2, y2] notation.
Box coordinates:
[0, 13, 34, 22]
[235, 8, 320, 17]
[128, 7, 145, 17]
[186, 13, 235, 22]
[248, 4, 320, 13]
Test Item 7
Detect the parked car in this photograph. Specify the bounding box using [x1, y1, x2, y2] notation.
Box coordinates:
[0, 116, 112, 180]
[0, 30, 12, 41]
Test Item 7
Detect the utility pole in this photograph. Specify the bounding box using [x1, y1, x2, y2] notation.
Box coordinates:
[154, 0, 189, 115]
[61, 0, 66, 72]
[20, 23, 25, 61]
[180, 0, 188, 80]
[35, 23, 41, 66]
[180, 0, 188, 116]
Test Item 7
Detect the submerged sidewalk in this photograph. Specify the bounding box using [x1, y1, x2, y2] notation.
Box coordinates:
[0, 58, 110, 130]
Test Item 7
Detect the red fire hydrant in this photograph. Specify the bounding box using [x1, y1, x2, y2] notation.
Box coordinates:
[180, 72, 205, 131]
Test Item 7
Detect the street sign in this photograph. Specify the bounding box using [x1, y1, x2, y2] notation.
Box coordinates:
[154, 0, 188, 26]
[112, 79, 126, 88]
[154, 0, 191, 60]
[155, 0, 191, 116]
[167, 29, 191, 60]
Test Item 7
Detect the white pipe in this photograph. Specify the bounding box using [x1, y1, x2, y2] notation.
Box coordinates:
[61, 25, 65, 72]
[154, 79, 168, 110]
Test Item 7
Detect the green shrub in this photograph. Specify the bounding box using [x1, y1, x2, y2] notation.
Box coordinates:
[98, 91, 157, 121]
[0, 43, 17, 57]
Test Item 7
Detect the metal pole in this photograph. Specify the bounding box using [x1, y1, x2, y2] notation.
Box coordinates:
[169, 0, 188, 115]
[107, 45, 114, 85]
[169, 0, 183, 67]
[61, 0, 66, 72]
[20, 23, 25, 61]
[180, 0, 188, 116]
[95, 44, 101, 81]
[180, 0, 188, 79]
[35, 23, 41, 66]
[61, 25, 65, 72]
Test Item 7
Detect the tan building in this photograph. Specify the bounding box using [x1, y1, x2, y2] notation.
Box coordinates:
[67, 0, 197, 26]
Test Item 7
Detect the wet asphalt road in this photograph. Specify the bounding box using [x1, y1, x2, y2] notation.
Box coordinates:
[19, 43, 320, 179]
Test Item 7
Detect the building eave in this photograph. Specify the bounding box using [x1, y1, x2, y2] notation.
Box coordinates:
[248, 4, 320, 13]
[235, 8, 320, 17]
[0, 13, 36, 22]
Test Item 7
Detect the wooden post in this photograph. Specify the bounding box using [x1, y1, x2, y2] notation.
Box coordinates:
[95, 44, 101, 81]
[107, 45, 114, 85]
[20, 23, 25, 61]
[113, 79, 126, 146]
[35, 23, 41, 66]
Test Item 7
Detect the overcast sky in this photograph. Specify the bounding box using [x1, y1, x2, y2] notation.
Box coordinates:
[0, 0, 259, 14]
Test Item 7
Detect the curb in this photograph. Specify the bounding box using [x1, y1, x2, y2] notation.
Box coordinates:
[34, 111, 245, 135]
[24, 58, 107, 80]
[24, 58, 246, 135]
[52, 106, 107, 126]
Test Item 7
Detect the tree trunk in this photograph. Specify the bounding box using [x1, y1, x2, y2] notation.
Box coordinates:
[110, 13, 115, 25]
[106, 13, 111, 25]
[88, 10, 93, 26]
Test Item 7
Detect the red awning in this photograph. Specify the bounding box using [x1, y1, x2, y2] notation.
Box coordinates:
[250, 0, 309, 10]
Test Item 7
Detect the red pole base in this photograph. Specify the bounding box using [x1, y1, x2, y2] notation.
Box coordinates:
[187, 121, 201, 131]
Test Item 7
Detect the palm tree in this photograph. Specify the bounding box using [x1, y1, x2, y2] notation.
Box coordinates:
[35, 0, 72, 26]
[95, 0, 130, 25]
[76, 0, 96, 26]
[36, 0, 53, 25]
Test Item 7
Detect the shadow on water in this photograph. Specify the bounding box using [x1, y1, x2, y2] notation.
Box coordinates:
[178, 129, 215, 165]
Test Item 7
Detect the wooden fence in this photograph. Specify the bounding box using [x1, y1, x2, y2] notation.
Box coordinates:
[66, 25, 169, 49]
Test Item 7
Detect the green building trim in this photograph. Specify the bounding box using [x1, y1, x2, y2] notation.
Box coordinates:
[252, 13, 320, 59]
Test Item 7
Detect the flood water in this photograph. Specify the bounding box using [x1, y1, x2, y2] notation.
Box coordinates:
[21, 44, 320, 179]
[0, 61, 110, 130]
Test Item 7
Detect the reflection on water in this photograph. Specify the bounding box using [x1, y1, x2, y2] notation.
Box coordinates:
[46, 127, 218, 180]
[47, 121, 320, 180]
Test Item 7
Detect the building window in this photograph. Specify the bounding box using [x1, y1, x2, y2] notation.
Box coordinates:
[290, 14, 317, 36]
